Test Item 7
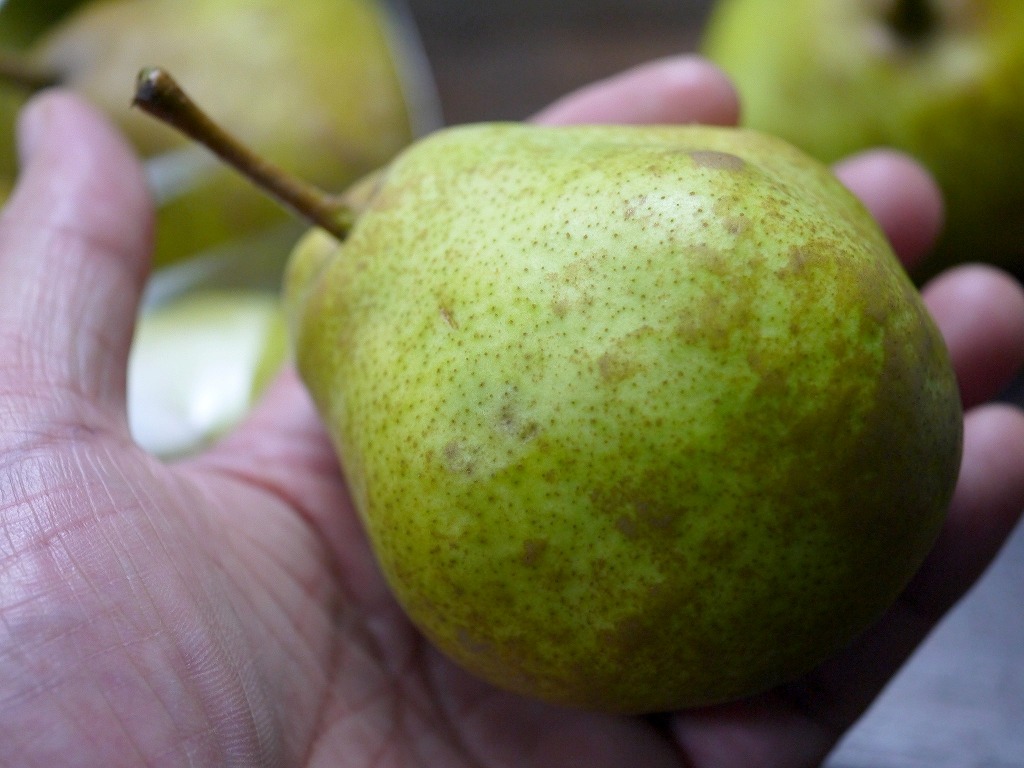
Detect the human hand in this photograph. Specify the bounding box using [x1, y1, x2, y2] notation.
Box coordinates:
[1, 56, 1022, 768]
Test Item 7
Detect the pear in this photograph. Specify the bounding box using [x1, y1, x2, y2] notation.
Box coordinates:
[701, 0, 1024, 278]
[1, 0, 436, 267]
[135, 69, 964, 712]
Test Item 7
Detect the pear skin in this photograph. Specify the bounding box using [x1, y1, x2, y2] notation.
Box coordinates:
[285, 123, 963, 713]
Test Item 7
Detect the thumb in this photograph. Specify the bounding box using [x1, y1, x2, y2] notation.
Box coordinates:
[199, 366, 351, 522]
[194, 367, 383, 591]
[0, 90, 154, 425]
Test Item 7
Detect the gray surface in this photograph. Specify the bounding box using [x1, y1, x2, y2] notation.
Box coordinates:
[829, 520, 1024, 768]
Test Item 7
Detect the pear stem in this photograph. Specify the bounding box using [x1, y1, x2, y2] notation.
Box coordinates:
[0, 50, 63, 92]
[132, 67, 353, 240]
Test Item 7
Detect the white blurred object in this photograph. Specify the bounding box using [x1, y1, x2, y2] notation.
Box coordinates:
[125, 0, 439, 458]
[128, 289, 286, 457]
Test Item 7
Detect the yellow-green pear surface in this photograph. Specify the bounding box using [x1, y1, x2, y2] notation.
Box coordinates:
[22, 0, 431, 267]
[701, 0, 1024, 277]
[284, 122, 963, 712]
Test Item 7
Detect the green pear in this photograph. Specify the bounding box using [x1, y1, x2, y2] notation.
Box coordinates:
[136, 69, 963, 712]
[128, 288, 287, 457]
[0, 0, 84, 184]
[701, 0, 1024, 278]
[2, 0, 436, 267]
[0, 83, 20, 179]
[0, 0, 85, 48]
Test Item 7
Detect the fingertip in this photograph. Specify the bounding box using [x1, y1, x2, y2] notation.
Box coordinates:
[961, 403, 1024, 522]
[532, 55, 740, 127]
[922, 264, 1024, 408]
[908, 402, 1024, 615]
[615, 54, 737, 125]
[13, 93, 46, 167]
[960, 402, 1024, 516]
[8, 90, 154, 264]
[0, 90, 156, 413]
[634, 54, 741, 126]
[832, 150, 944, 270]
[16, 89, 93, 169]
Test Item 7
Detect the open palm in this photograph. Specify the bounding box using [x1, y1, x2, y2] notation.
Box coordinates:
[2, 58, 1023, 768]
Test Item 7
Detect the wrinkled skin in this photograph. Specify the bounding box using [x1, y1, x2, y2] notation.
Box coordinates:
[1, 56, 1023, 767]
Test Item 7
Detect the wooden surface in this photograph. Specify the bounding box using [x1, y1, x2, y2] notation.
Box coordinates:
[404, 7, 1024, 767]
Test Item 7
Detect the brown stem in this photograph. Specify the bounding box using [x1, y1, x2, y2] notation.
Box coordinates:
[132, 66, 353, 240]
[0, 50, 63, 92]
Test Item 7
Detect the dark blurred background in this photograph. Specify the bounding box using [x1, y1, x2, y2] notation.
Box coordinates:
[405, 0, 715, 123]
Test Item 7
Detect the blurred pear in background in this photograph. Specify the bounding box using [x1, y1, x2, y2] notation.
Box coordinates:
[0, 0, 440, 455]
[702, 0, 1024, 278]
[1, 0, 439, 269]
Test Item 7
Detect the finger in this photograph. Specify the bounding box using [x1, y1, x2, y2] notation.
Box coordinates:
[194, 368, 388, 602]
[901, 402, 1024, 619]
[0, 90, 154, 416]
[921, 264, 1024, 408]
[669, 401, 1024, 767]
[531, 55, 740, 127]
[837, 403, 1024, 710]
[832, 150, 944, 270]
[199, 367, 338, 511]
[769, 403, 1024, 739]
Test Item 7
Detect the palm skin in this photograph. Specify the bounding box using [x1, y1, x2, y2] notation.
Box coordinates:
[2, 57, 1024, 768]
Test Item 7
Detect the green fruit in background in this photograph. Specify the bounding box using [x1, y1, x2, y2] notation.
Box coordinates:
[0, 0, 86, 185]
[282, 122, 962, 711]
[3, 0, 437, 268]
[0, 0, 86, 48]
[0, 84, 18, 184]
[128, 288, 287, 457]
[701, 0, 1024, 278]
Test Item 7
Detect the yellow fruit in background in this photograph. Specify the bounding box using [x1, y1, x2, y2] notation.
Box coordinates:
[0, 0, 85, 48]
[701, 0, 1024, 278]
[0, 0, 86, 183]
[2, 0, 439, 267]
